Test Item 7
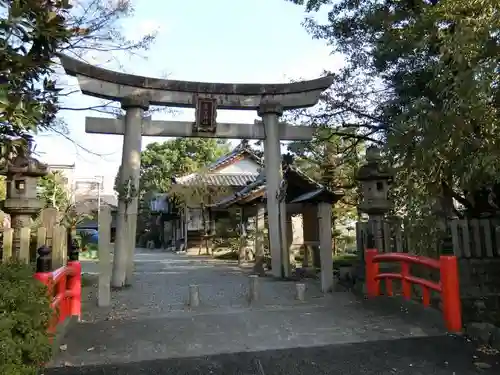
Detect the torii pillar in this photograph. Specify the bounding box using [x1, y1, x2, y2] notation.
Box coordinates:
[259, 102, 289, 278]
[112, 96, 148, 288]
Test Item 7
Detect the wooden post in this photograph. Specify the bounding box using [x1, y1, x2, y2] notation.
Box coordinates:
[98, 205, 112, 307]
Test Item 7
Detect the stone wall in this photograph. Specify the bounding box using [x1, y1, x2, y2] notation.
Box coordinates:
[458, 258, 500, 325]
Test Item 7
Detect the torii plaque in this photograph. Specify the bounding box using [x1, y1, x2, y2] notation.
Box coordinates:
[194, 96, 217, 133]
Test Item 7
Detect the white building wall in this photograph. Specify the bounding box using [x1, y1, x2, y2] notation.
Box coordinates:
[216, 158, 260, 174]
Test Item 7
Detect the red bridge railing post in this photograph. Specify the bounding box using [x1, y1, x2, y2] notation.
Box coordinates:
[365, 249, 380, 297]
[67, 260, 82, 320]
[439, 255, 462, 332]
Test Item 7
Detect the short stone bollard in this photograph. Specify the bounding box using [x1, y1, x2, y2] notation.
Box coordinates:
[248, 275, 259, 303]
[296, 283, 306, 301]
[188, 284, 200, 307]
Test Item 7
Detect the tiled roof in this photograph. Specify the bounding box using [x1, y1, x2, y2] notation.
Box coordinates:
[176, 173, 258, 187]
[214, 164, 344, 208]
[206, 142, 263, 171]
[173, 141, 263, 187]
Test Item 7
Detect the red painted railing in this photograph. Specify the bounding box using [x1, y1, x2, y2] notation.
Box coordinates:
[34, 261, 82, 334]
[365, 249, 462, 333]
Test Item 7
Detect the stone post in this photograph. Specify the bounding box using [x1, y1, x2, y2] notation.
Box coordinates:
[248, 275, 259, 302]
[244, 214, 256, 262]
[258, 101, 286, 278]
[112, 96, 149, 288]
[98, 205, 112, 307]
[188, 284, 200, 307]
[318, 202, 334, 292]
[253, 204, 266, 276]
[296, 283, 306, 301]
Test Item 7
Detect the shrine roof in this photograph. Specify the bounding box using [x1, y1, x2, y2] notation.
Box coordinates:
[174, 173, 256, 187]
[214, 164, 344, 207]
[172, 142, 262, 187]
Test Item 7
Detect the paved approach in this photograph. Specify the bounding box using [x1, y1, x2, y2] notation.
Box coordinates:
[46, 250, 499, 374]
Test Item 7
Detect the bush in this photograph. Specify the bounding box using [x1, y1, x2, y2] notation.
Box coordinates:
[0, 260, 53, 375]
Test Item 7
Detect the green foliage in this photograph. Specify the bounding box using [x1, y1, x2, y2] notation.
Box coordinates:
[36, 173, 91, 229]
[289, 0, 500, 251]
[37, 171, 69, 211]
[115, 138, 230, 194]
[113, 138, 230, 243]
[0, 0, 73, 145]
[286, 127, 363, 225]
[1, 0, 157, 156]
[139, 138, 230, 193]
[77, 230, 95, 250]
[0, 260, 53, 375]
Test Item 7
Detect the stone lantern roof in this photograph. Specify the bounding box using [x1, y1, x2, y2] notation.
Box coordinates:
[0, 148, 48, 177]
[355, 146, 393, 182]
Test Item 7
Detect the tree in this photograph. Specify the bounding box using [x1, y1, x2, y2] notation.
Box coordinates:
[288, 0, 500, 250]
[139, 138, 231, 194]
[168, 169, 231, 255]
[115, 138, 231, 195]
[286, 128, 364, 226]
[1, 0, 157, 157]
[1, 0, 73, 153]
[37, 171, 69, 211]
[114, 138, 231, 243]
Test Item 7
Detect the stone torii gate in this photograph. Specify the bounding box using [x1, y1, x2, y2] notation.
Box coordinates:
[59, 55, 333, 287]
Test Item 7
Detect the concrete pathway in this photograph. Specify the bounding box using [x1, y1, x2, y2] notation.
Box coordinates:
[45, 250, 499, 374]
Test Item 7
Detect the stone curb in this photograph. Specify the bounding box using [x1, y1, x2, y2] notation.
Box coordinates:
[464, 322, 500, 350]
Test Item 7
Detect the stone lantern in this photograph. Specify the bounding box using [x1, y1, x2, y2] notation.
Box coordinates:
[1, 146, 48, 257]
[356, 146, 393, 216]
[354, 146, 393, 291]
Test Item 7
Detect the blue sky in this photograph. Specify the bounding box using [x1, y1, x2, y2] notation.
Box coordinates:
[36, 0, 342, 193]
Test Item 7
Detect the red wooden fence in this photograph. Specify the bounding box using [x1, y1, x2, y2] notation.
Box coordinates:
[365, 249, 462, 333]
[34, 260, 82, 334]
